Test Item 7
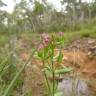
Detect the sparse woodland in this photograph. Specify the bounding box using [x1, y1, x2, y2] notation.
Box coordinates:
[0, 0, 96, 96]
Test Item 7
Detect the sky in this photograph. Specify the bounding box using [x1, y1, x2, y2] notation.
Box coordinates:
[0, 0, 93, 13]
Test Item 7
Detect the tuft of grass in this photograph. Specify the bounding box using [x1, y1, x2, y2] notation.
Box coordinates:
[2, 49, 35, 96]
[0, 35, 10, 46]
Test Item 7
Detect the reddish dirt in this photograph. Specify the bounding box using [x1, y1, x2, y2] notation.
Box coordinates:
[17, 37, 96, 95]
[61, 50, 96, 93]
[19, 50, 96, 95]
[23, 65, 45, 96]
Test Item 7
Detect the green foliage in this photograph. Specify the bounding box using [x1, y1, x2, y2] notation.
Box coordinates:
[55, 67, 73, 75]
[57, 51, 63, 64]
[25, 91, 33, 96]
[2, 49, 35, 96]
[33, 1, 45, 15]
[36, 33, 72, 96]
[0, 0, 96, 96]
[0, 0, 96, 33]
[54, 91, 63, 96]
[0, 50, 17, 95]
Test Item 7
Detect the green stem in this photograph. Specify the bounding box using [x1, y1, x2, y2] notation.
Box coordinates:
[51, 48, 55, 96]
[0, 51, 14, 74]
[42, 61, 52, 96]
[43, 72, 52, 96]
[3, 49, 35, 96]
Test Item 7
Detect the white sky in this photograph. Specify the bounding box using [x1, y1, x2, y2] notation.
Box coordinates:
[0, 0, 92, 13]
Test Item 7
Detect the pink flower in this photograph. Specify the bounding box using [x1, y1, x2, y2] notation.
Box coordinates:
[41, 33, 50, 45]
[44, 37, 50, 43]
[37, 43, 44, 51]
[41, 33, 49, 39]
[58, 32, 64, 36]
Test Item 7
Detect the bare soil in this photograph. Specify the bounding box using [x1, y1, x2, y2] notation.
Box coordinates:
[17, 37, 96, 96]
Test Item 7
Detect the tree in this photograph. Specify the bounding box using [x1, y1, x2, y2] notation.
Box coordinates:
[0, 0, 7, 7]
[0, 0, 8, 33]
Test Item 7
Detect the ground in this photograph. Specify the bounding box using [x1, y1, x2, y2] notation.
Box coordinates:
[15, 36, 96, 96]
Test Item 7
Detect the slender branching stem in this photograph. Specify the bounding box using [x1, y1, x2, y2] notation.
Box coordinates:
[51, 48, 55, 96]
[42, 60, 52, 96]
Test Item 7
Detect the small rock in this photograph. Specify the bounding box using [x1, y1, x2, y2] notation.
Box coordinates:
[88, 40, 95, 44]
[58, 77, 90, 96]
